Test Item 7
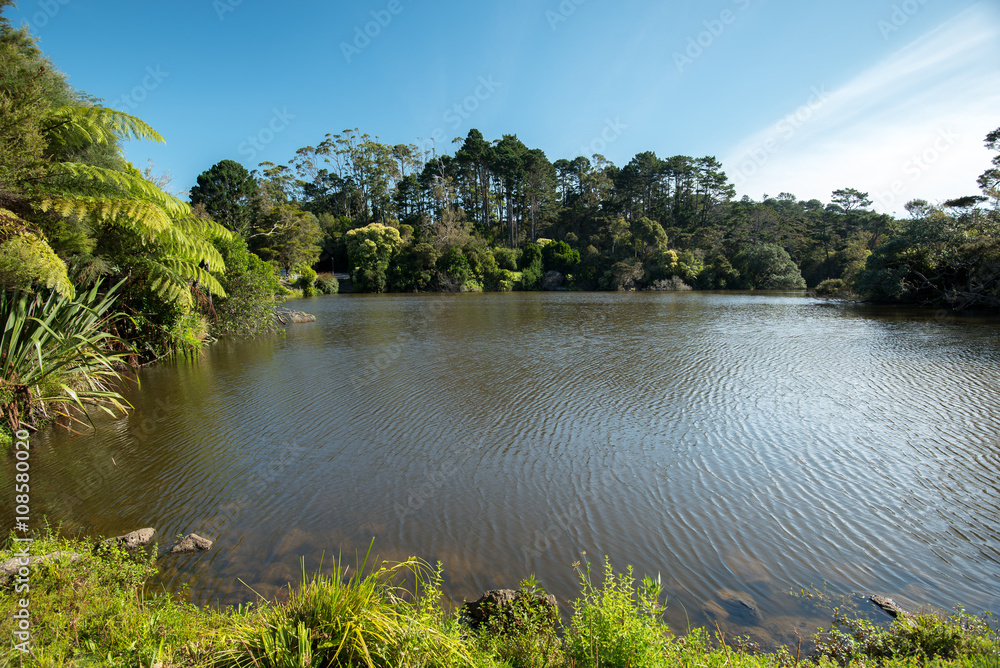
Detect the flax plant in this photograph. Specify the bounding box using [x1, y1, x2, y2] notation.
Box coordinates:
[0, 280, 133, 436]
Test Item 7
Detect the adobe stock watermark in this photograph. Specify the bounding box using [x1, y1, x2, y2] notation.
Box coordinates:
[731, 85, 831, 187]
[414, 75, 502, 156]
[874, 127, 959, 211]
[341, 0, 406, 63]
[878, 0, 930, 40]
[546, 0, 588, 31]
[579, 117, 628, 158]
[24, 0, 70, 31]
[238, 107, 296, 162]
[213, 0, 242, 21]
[109, 66, 169, 112]
[674, 0, 752, 73]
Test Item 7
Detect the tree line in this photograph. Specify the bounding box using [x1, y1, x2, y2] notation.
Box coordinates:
[190, 123, 999, 306]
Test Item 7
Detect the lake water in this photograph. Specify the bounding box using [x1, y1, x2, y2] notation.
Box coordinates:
[7, 291, 1000, 647]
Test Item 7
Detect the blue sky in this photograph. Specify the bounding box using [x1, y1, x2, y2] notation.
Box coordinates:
[11, 0, 1000, 215]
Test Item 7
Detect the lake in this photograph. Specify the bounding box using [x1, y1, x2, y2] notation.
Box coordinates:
[8, 291, 1000, 647]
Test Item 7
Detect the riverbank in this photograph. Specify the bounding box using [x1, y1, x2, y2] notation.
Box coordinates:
[1, 532, 997, 667]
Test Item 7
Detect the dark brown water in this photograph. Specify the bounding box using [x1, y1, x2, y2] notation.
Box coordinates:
[6, 292, 1000, 647]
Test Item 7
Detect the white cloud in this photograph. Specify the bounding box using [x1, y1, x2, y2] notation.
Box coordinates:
[722, 4, 1000, 214]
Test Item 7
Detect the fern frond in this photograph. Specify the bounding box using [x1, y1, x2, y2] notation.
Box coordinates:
[38, 195, 173, 239]
[43, 106, 165, 148]
[160, 258, 227, 298]
[56, 162, 189, 217]
[175, 213, 234, 243]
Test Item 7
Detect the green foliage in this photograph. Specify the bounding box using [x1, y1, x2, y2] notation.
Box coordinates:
[543, 240, 581, 275]
[565, 556, 670, 668]
[518, 243, 543, 271]
[211, 235, 279, 337]
[439, 246, 475, 290]
[2, 530, 997, 668]
[189, 158, 258, 235]
[251, 204, 323, 272]
[518, 243, 544, 290]
[0, 281, 132, 433]
[814, 278, 855, 299]
[0, 224, 73, 296]
[857, 205, 1000, 309]
[471, 577, 563, 668]
[315, 273, 340, 294]
[346, 223, 403, 293]
[733, 243, 807, 290]
[217, 550, 478, 668]
[391, 242, 440, 291]
[294, 264, 318, 290]
[494, 246, 519, 271]
[0, 528, 216, 668]
[814, 609, 999, 666]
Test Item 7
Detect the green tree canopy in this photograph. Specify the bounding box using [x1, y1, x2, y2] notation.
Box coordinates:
[190, 159, 259, 237]
[733, 243, 806, 290]
[345, 223, 402, 293]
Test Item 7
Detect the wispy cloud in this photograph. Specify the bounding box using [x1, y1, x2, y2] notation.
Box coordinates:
[722, 4, 1000, 214]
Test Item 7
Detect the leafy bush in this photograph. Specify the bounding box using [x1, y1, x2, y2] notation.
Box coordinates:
[314, 273, 339, 294]
[814, 278, 855, 299]
[294, 264, 317, 290]
[733, 243, 807, 290]
[217, 551, 475, 668]
[0, 528, 213, 668]
[494, 246, 519, 271]
[543, 240, 581, 275]
[345, 223, 403, 293]
[565, 556, 669, 668]
[212, 236, 279, 337]
[471, 576, 563, 668]
[438, 247, 475, 291]
[814, 609, 1000, 666]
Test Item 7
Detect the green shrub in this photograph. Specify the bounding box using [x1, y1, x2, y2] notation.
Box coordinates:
[0, 528, 216, 668]
[216, 551, 477, 668]
[212, 236, 279, 337]
[472, 576, 563, 668]
[314, 273, 340, 294]
[814, 278, 855, 299]
[814, 609, 1000, 666]
[494, 247, 519, 271]
[565, 556, 670, 668]
[294, 264, 318, 290]
[733, 243, 807, 290]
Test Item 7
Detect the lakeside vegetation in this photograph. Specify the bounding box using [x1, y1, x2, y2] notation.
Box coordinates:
[1, 531, 998, 667]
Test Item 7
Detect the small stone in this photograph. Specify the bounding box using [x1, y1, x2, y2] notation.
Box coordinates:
[462, 588, 559, 632]
[870, 595, 911, 619]
[99, 528, 156, 550]
[168, 533, 213, 554]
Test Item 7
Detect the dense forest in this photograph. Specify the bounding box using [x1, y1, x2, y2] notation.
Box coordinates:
[0, 0, 998, 437]
[189, 123, 1000, 301]
[186, 108, 1000, 306]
